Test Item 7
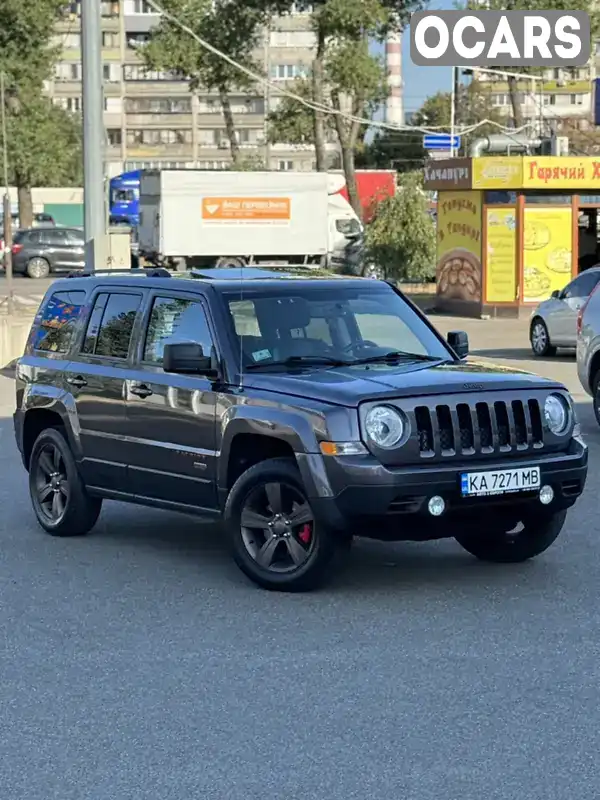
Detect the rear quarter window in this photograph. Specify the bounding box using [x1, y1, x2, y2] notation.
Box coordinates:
[28, 290, 87, 354]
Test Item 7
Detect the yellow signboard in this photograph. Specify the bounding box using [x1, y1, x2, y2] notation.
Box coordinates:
[436, 191, 482, 304]
[523, 157, 600, 189]
[485, 208, 517, 303]
[523, 207, 572, 303]
[472, 157, 523, 190]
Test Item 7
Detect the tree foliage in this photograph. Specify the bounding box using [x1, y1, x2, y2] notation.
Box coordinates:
[143, 0, 265, 164]
[0, 0, 78, 225]
[359, 79, 503, 170]
[365, 172, 435, 282]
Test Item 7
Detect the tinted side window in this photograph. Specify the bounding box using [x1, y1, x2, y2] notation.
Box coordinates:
[32, 291, 86, 353]
[28, 230, 43, 245]
[144, 296, 214, 364]
[66, 229, 84, 244]
[43, 229, 68, 246]
[82, 292, 142, 359]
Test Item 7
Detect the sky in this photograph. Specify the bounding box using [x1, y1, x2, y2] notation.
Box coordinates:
[401, 0, 455, 115]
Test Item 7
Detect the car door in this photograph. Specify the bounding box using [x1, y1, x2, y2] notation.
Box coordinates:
[64, 229, 86, 269]
[64, 288, 146, 493]
[41, 228, 72, 270]
[553, 272, 600, 345]
[125, 290, 219, 512]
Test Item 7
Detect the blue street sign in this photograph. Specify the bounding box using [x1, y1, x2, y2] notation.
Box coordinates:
[423, 134, 461, 150]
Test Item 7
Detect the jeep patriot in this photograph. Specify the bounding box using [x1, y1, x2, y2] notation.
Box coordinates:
[14, 267, 588, 591]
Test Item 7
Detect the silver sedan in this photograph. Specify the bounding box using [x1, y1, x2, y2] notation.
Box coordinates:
[530, 267, 600, 356]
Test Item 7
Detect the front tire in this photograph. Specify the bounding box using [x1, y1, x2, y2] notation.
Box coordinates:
[29, 427, 102, 537]
[455, 510, 566, 563]
[224, 457, 338, 591]
[530, 318, 556, 357]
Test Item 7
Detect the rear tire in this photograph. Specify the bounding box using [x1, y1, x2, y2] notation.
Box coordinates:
[216, 256, 245, 268]
[26, 257, 50, 279]
[455, 510, 566, 563]
[29, 427, 102, 537]
[592, 371, 600, 428]
[224, 457, 339, 591]
[530, 318, 556, 357]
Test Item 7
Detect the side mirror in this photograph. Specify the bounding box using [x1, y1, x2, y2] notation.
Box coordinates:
[551, 289, 560, 299]
[163, 342, 216, 377]
[447, 330, 469, 359]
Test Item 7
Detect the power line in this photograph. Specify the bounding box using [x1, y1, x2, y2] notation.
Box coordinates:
[144, 0, 531, 139]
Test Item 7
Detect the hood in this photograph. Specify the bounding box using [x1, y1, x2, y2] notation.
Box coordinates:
[243, 357, 563, 407]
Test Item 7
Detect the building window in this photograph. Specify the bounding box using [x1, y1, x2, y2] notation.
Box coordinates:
[126, 129, 192, 146]
[126, 32, 149, 49]
[198, 128, 218, 145]
[278, 160, 294, 171]
[125, 96, 192, 113]
[270, 30, 316, 48]
[549, 95, 556, 105]
[55, 62, 82, 81]
[107, 129, 122, 145]
[103, 63, 119, 82]
[102, 32, 119, 48]
[553, 68, 561, 80]
[125, 0, 157, 13]
[270, 64, 308, 80]
[100, 1, 119, 16]
[104, 96, 122, 112]
[123, 65, 181, 81]
[55, 32, 80, 48]
[570, 94, 584, 105]
[290, 2, 313, 12]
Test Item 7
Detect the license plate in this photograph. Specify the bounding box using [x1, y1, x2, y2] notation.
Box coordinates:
[460, 467, 541, 497]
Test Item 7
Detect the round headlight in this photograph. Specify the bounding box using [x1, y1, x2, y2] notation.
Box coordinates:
[365, 405, 406, 449]
[544, 393, 570, 435]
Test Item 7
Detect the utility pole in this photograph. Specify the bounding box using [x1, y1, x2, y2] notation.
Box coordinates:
[1, 71, 13, 315]
[81, 0, 106, 272]
[450, 66, 456, 157]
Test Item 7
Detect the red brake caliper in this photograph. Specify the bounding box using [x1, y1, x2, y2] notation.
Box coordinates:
[298, 523, 312, 544]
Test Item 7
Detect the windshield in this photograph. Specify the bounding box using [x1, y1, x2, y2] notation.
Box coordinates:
[111, 188, 137, 204]
[222, 283, 451, 369]
[336, 218, 362, 236]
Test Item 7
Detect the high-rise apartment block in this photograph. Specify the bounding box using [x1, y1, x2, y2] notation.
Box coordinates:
[48, 1, 340, 177]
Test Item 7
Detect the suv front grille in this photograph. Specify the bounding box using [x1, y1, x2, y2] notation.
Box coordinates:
[414, 398, 544, 458]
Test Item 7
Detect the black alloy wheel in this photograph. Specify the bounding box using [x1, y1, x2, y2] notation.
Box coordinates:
[29, 428, 102, 537]
[225, 458, 339, 591]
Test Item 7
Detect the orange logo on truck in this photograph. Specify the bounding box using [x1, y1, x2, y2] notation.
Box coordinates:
[202, 197, 291, 222]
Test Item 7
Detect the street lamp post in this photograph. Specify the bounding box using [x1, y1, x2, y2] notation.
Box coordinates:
[81, 0, 106, 272]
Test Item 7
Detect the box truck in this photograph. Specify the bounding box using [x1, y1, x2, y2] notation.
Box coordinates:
[138, 170, 362, 270]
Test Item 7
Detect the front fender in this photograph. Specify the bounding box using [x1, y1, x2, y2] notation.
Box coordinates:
[19, 380, 83, 464]
[217, 405, 327, 496]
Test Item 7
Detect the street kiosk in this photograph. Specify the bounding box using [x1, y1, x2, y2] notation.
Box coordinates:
[423, 156, 600, 318]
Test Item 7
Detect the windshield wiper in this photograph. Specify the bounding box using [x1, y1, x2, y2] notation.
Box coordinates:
[246, 355, 352, 370]
[350, 350, 444, 365]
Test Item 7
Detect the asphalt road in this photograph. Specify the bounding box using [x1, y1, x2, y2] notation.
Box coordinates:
[2, 318, 600, 799]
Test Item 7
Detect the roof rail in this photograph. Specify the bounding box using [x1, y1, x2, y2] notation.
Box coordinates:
[66, 267, 172, 279]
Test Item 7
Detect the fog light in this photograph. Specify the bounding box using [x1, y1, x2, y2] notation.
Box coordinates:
[428, 495, 446, 517]
[539, 485, 554, 505]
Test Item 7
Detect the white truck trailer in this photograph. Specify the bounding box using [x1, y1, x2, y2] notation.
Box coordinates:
[138, 169, 361, 270]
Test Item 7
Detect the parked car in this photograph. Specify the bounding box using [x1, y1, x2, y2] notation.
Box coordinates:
[9, 226, 85, 278]
[14, 267, 587, 591]
[576, 275, 600, 424]
[530, 267, 600, 357]
[0, 211, 55, 235]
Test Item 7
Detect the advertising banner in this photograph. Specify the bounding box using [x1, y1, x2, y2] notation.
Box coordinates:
[436, 191, 482, 304]
[523, 207, 572, 303]
[485, 208, 517, 303]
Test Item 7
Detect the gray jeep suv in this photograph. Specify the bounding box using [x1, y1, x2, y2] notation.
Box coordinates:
[14, 267, 588, 591]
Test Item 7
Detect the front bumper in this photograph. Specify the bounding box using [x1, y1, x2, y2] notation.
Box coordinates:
[302, 438, 588, 540]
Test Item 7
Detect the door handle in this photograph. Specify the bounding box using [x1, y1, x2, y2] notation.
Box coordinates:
[66, 375, 87, 388]
[129, 383, 153, 398]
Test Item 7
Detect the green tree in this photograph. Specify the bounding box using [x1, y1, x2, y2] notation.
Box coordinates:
[143, 0, 265, 165]
[0, 97, 82, 223]
[365, 171, 435, 281]
[0, 0, 69, 226]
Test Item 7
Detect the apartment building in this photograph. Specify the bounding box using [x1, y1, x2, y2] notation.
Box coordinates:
[48, 0, 339, 177]
[476, 65, 595, 136]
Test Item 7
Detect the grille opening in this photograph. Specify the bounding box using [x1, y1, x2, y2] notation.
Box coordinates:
[436, 405, 454, 452]
[512, 400, 527, 446]
[388, 495, 424, 514]
[476, 402, 493, 449]
[528, 399, 544, 445]
[457, 403, 474, 450]
[415, 406, 434, 452]
[494, 401, 510, 447]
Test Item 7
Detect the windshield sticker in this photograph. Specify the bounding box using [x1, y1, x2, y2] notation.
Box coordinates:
[252, 349, 271, 362]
